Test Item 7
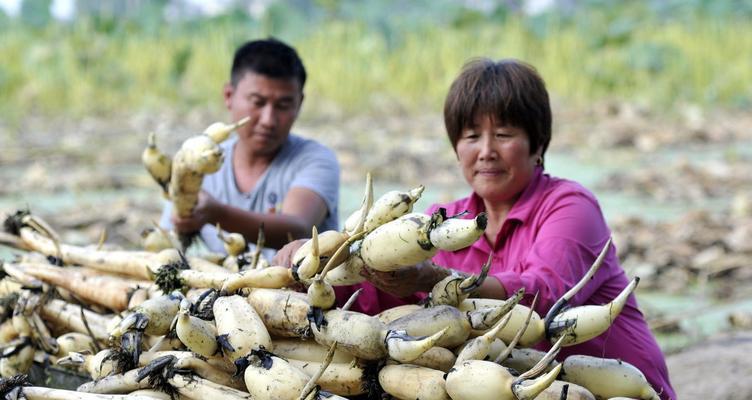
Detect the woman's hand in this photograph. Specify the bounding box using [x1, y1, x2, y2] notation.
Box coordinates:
[272, 238, 307, 267]
[360, 261, 452, 298]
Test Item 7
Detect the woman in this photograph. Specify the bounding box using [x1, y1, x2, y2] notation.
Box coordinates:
[276, 58, 675, 399]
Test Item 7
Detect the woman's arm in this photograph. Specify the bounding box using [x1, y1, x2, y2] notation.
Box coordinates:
[489, 190, 615, 314]
[360, 260, 452, 298]
[469, 276, 508, 299]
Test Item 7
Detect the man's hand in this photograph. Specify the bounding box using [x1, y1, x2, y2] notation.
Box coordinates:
[171, 190, 221, 233]
[360, 261, 451, 298]
[272, 238, 307, 267]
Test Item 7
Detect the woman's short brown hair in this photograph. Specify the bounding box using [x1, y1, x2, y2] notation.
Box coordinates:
[443, 58, 552, 160]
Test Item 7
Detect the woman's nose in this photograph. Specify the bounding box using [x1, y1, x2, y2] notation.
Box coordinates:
[478, 134, 497, 160]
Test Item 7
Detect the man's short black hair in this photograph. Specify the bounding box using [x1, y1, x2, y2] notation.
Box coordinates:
[230, 38, 307, 89]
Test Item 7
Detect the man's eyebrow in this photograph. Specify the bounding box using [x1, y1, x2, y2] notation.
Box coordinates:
[274, 96, 296, 105]
[247, 93, 295, 103]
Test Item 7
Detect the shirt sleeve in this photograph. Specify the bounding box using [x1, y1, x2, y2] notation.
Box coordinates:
[492, 190, 615, 314]
[288, 143, 340, 219]
[159, 200, 174, 230]
[425, 203, 441, 215]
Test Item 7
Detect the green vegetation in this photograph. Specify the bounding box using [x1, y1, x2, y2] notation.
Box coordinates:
[0, 1, 750, 123]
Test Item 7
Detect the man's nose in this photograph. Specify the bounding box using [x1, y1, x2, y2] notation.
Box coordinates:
[258, 104, 276, 127]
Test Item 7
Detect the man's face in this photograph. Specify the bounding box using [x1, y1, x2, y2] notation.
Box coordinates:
[224, 71, 303, 156]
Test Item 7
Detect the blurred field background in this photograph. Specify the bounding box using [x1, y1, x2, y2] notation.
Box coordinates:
[1, 1, 752, 395]
[1, 0, 751, 119]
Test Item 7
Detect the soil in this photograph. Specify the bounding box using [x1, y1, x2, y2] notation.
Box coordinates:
[1, 103, 751, 399]
[666, 330, 752, 400]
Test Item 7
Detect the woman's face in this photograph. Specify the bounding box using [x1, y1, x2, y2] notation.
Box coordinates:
[456, 114, 541, 207]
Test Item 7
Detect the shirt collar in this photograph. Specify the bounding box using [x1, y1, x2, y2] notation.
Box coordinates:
[465, 165, 546, 225]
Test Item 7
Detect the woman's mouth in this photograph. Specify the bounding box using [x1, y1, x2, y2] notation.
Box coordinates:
[476, 168, 502, 176]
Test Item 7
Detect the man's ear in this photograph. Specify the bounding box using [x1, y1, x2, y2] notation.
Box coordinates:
[297, 92, 305, 112]
[223, 83, 234, 110]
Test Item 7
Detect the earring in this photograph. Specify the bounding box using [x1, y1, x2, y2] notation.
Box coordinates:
[536, 157, 543, 166]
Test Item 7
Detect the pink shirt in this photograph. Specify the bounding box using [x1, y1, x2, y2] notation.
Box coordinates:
[335, 167, 675, 399]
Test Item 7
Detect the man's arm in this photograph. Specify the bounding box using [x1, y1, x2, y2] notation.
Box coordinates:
[172, 187, 329, 250]
[216, 186, 329, 249]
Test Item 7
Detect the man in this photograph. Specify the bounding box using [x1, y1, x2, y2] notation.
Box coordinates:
[160, 38, 340, 258]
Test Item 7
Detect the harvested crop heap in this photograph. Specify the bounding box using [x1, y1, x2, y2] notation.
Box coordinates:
[0, 141, 661, 399]
[143, 117, 250, 249]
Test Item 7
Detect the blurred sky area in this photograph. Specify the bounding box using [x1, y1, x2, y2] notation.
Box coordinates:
[0, 0, 556, 20]
[0, 0, 236, 19]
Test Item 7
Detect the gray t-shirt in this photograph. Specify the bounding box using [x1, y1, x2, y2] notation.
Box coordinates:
[160, 133, 340, 258]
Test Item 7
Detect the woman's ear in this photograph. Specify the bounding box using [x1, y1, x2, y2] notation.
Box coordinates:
[532, 148, 543, 166]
